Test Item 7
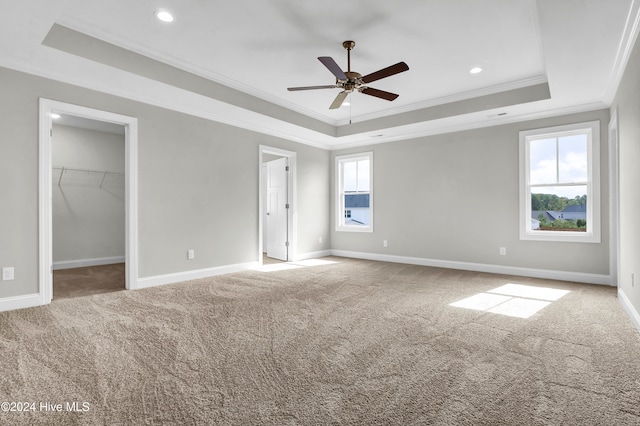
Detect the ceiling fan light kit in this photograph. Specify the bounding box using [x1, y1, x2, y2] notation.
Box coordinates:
[288, 40, 409, 109]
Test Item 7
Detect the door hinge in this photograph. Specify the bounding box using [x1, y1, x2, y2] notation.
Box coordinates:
[50, 128, 53, 137]
[285, 241, 290, 247]
[285, 165, 290, 172]
[285, 203, 290, 209]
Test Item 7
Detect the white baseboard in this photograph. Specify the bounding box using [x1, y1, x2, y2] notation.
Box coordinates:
[53, 256, 125, 270]
[0, 293, 44, 312]
[330, 250, 612, 286]
[618, 288, 640, 333]
[293, 250, 332, 261]
[0, 251, 614, 313]
[135, 261, 259, 290]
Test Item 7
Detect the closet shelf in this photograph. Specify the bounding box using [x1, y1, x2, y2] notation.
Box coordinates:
[53, 166, 124, 188]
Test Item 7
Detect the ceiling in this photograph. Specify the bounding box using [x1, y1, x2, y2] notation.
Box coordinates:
[2, 0, 638, 149]
[53, 113, 125, 136]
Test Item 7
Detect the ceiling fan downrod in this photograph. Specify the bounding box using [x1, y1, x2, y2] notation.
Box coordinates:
[343, 40, 355, 73]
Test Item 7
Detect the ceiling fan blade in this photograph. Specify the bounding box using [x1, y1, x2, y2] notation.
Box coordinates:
[360, 87, 399, 101]
[287, 85, 338, 91]
[361, 62, 409, 84]
[329, 91, 348, 109]
[318, 57, 348, 81]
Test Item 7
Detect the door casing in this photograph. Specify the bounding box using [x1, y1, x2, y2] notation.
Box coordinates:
[258, 145, 296, 264]
[39, 98, 139, 303]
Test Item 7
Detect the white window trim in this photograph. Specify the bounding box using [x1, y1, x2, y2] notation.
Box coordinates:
[519, 121, 600, 243]
[336, 151, 373, 233]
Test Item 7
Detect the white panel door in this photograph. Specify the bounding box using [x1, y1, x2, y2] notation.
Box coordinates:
[266, 157, 288, 261]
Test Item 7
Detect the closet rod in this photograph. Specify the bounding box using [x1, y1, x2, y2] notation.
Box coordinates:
[53, 166, 124, 187]
[53, 166, 124, 174]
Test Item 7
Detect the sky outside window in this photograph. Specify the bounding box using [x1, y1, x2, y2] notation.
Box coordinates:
[529, 134, 587, 198]
[343, 159, 369, 192]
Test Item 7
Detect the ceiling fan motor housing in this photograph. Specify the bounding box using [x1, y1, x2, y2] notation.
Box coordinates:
[341, 71, 362, 92]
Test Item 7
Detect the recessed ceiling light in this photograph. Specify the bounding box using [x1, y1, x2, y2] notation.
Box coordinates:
[155, 9, 174, 23]
[470, 67, 483, 74]
[50, 113, 61, 119]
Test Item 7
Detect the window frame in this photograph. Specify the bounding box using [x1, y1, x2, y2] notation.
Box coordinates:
[519, 121, 600, 243]
[336, 151, 373, 233]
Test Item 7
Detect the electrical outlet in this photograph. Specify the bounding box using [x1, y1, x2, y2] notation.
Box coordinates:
[319, 237, 323, 244]
[499, 247, 507, 256]
[383, 240, 388, 248]
[632, 272, 635, 287]
[187, 250, 195, 260]
[2, 267, 15, 281]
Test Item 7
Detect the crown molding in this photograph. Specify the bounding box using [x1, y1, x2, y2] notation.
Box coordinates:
[334, 75, 549, 126]
[603, 0, 640, 104]
[329, 101, 609, 150]
[2, 52, 609, 153]
[54, 15, 338, 126]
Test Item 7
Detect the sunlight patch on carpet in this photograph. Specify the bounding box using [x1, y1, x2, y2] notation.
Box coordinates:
[449, 284, 570, 318]
[487, 284, 569, 301]
[293, 259, 338, 267]
[256, 263, 304, 272]
[255, 258, 338, 272]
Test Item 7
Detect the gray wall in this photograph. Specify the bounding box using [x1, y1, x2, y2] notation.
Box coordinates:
[0, 62, 618, 304]
[612, 31, 640, 315]
[332, 109, 610, 275]
[0, 66, 330, 298]
[52, 124, 125, 264]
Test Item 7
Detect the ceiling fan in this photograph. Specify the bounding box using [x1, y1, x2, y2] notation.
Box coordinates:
[287, 40, 409, 109]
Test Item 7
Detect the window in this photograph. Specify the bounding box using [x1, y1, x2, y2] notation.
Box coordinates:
[336, 152, 373, 232]
[519, 121, 600, 242]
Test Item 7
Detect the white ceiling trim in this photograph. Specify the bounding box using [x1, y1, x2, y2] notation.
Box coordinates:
[54, 14, 337, 126]
[53, 9, 551, 129]
[335, 75, 549, 126]
[2, 53, 336, 149]
[329, 101, 609, 150]
[4, 51, 610, 152]
[2, 0, 636, 151]
[603, 0, 640, 104]
[528, 0, 548, 78]
[6, 0, 637, 152]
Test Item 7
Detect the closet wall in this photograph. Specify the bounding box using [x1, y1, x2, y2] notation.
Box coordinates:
[52, 123, 125, 268]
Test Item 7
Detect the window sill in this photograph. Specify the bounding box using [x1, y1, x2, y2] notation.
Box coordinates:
[520, 230, 600, 243]
[336, 226, 373, 233]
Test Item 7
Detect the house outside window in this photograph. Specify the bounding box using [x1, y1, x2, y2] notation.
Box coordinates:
[336, 152, 373, 232]
[519, 121, 600, 243]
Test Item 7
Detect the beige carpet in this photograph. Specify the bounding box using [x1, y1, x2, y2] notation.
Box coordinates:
[1, 257, 639, 425]
[53, 263, 125, 300]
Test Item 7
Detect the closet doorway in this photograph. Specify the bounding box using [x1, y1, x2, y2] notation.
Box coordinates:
[52, 115, 126, 299]
[39, 99, 139, 305]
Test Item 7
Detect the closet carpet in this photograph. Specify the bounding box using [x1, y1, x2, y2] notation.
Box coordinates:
[1, 257, 639, 425]
[53, 263, 125, 300]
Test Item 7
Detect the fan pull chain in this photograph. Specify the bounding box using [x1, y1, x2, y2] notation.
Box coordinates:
[349, 93, 352, 125]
